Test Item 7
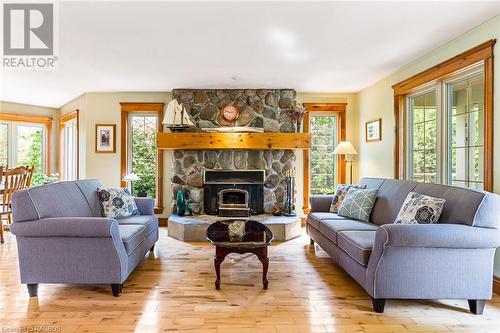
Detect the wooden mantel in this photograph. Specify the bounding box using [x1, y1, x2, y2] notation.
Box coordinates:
[157, 132, 311, 149]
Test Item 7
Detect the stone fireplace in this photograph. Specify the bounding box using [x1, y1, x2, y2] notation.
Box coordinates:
[171, 89, 297, 215]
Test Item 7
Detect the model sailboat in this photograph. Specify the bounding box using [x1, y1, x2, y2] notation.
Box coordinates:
[162, 99, 195, 132]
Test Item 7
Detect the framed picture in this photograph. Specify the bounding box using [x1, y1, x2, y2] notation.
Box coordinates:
[95, 124, 116, 153]
[366, 119, 382, 142]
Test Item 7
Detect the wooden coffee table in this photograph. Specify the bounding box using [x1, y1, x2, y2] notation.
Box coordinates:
[206, 219, 274, 289]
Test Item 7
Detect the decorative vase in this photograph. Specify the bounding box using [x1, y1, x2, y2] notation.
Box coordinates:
[176, 189, 186, 216]
[296, 120, 302, 133]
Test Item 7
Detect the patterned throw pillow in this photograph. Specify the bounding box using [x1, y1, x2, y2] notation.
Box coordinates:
[97, 187, 140, 219]
[337, 188, 378, 222]
[329, 184, 367, 213]
[394, 192, 446, 224]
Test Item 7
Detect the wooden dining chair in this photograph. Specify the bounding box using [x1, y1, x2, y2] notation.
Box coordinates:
[0, 166, 31, 243]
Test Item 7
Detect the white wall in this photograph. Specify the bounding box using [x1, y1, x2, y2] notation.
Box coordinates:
[357, 14, 500, 274]
[0, 101, 59, 173]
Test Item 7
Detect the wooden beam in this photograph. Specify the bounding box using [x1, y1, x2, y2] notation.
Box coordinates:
[120, 102, 164, 113]
[58, 110, 78, 125]
[302, 103, 347, 112]
[157, 132, 311, 150]
[302, 112, 310, 214]
[392, 40, 496, 95]
[0, 113, 52, 126]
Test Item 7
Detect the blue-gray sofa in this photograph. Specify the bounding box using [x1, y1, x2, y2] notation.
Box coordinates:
[11, 179, 158, 297]
[307, 177, 500, 314]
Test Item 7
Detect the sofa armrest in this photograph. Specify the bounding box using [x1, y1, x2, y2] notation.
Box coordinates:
[377, 223, 500, 249]
[134, 197, 155, 215]
[309, 195, 334, 212]
[11, 217, 118, 238]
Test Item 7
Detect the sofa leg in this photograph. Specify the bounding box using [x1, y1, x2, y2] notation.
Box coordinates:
[27, 284, 38, 297]
[111, 284, 123, 297]
[371, 298, 385, 313]
[150, 245, 155, 252]
[468, 300, 485, 315]
[309, 238, 315, 245]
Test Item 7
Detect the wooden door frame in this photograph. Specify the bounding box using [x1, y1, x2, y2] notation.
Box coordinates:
[58, 110, 79, 180]
[392, 40, 495, 191]
[302, 103, 347, 214]
[120, 102, 165, 214]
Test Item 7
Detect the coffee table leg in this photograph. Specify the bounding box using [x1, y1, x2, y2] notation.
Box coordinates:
[214, 247, 227, 290]
[259, 256, 269, 289]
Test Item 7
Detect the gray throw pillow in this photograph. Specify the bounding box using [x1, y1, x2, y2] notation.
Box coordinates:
[329, 184, 367, 213]
[394, 192, 446, 224]
[97, 187, 140, 219]
[337, 187, 378, 222]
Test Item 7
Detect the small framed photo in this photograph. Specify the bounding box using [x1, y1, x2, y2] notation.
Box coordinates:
[95, 124, 116, 153]
[366, 119, 382, 142]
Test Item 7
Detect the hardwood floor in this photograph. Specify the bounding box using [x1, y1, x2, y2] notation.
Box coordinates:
[1, 227, 500, 333]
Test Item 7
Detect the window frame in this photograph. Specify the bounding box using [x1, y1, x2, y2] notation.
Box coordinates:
[393, 40, 495, 191]
[127, 112, 158, 197]
[302, 103, 347, 214]
[120, 102, 164, 215]
[58, 110, 79, 181]
[309, 112, 339, 195]
[0, 113, 51, 173]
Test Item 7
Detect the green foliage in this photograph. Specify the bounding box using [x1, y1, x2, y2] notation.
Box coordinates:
[18, 128, 45, 185]
[131, 116, 157, 197]
[310, 116, 336, 195]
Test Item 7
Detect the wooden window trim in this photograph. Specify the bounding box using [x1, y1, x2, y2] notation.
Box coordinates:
[0, 113, 52, 174]
[58, 110, 79, 180]
[302, 103, 347, 214]
[120, 102, 164, 214]
[392, 40, 495, 191]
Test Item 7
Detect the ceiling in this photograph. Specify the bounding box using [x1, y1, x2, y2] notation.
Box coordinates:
[1, 1, 500, 108]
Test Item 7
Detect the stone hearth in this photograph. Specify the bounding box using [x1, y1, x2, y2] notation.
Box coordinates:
[167, 214, 301, 242]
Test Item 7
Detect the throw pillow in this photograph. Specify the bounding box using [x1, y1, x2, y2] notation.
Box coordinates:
[329, 184, 367, 213]
[394, 192, 446, 224]
[97, 187, 140, 219]
[337, 187, 378, 222]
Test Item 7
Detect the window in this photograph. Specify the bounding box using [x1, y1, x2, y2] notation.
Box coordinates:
[0, 123, 8, 167]
[128, 114, 157, 197]
[448, 73, 485, 189]
[0, 121, 47, 185]
[310, 115, 337, 195]
[59, 111, 79, 181]
[120, 102, 164, 214]
[393, 40, 494, 191]
[405, 66, 486, 190]
[408, 90, 438, 183]
[63, 120, 78, 180]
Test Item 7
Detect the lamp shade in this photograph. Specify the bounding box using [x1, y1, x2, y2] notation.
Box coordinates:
[333, 141, 358, 155]
[123, 173, 140, 182]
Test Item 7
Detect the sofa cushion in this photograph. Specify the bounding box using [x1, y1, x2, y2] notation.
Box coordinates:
[98, 187, 140, 219]
[369, 179, 418, 226]
[412, 182, 485, 226]
[329, 184, 367, 213]
[119, 225, 147, 255]
[395, 192, 446, 224]
[118, 215, 158, 235]
[337, 230, 376, 266]
[338, 188, 378, 222]
[319, 219, 378, 244]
